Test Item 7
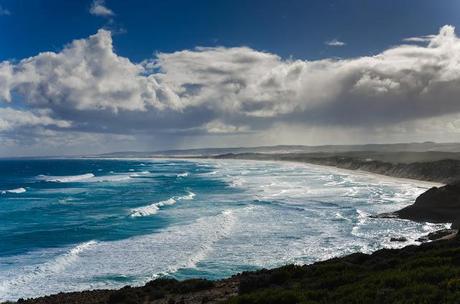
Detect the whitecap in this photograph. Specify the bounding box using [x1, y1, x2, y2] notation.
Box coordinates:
[334, 212, 350, 222]
[351, 209, 370, 236]
[130, 192, 196, 217]
[90, 175, 131, 182]
[38, 173, 134, 183]
[1, 187, 26, 194]
[177, 191, 196, 200]
[38, 173, 95, 183]
[129, 171, 150, 177]
[176, 172, 189, 178]
[131, 198, 177, 217]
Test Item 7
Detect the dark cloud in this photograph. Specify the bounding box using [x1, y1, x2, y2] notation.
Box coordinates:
[2, 26, 460, 154]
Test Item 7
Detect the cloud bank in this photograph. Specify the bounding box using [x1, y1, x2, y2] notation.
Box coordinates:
[2, 25, 460, 155]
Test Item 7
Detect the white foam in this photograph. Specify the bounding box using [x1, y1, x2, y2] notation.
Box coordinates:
[38, 173, 134, 183]
[229, 177, 245, 188]
[334, 212, 350, 221]
[130, 198, 176, 217]
[162, 209, 236, 276]
[1, 187, 26, 194]
[177, 172, 189, 177]
[90, 175, 131, 182]
[177, 191, 196, 200]
[0, 210, 237, 301]
[39, 173, 95, 183]
[129, 171, 150, 177]
[0, 241, 97, 300]
[130, 192, 196, 217]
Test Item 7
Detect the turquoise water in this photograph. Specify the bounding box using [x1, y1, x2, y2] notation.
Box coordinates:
[0, 159, 448, 301]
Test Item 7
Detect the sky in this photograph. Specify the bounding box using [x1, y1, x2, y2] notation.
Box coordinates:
[1, 0, 460, 156]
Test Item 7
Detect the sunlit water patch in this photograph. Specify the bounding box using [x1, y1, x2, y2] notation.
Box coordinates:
[0, 158, 447, 301]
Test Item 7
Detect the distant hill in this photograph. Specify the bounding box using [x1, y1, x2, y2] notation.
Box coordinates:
[96, 142, 460, 158]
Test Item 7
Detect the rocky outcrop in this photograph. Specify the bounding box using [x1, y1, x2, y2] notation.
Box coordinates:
[416, 229, 458, 242]
[394, 182, 460, 226]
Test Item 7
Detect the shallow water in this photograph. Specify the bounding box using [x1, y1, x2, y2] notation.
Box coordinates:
[0, 158, 447, 301]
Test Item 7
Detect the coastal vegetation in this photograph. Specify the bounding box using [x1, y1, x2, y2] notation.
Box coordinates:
[212, 152, 460, 184]
[9, 236, 460, 304]
[6, 149, 460, 304]
[228, 237, 460, 304]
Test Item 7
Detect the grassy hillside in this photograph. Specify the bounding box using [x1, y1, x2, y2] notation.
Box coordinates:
[227, 237, 460, 304]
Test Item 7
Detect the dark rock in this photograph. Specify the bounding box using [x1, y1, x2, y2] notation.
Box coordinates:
[371, 212, 398, 219]
[395, 182, 460, 224]
[390, 237, 407, 242]
[417, 229, 458, 242]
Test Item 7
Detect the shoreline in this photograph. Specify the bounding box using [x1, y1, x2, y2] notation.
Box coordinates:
[84, 155, 446, 187]
[207, 152, 460, 184]
[1, 157, 453, 303]
[86, 156, 445, 188]
[6, 236, 460, 304]
[196, 157, 445, 188]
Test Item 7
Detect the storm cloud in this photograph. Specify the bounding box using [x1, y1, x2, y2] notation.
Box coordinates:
[2, 25, 460, 154]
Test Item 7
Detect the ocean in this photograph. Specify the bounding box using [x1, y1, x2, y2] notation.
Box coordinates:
[0, 158, 448, 301]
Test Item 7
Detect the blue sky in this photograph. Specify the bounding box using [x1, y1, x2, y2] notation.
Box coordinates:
[2, 0, 460, 156]
[1, 0, 459, 62]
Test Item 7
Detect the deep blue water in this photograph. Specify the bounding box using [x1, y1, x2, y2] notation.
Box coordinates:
[0, 159, 447, 301]
[0, 159, 227, 257]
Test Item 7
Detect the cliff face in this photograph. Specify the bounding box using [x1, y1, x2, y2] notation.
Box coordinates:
[214, 153, 460, 184]
[395, 183, 460, 226]
[306, 158, 460, 184]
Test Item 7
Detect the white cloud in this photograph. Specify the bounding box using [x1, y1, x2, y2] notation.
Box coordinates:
[2, 30, 175, 112]
[403, 35, 436, 43]
[0, 108, 71, 132]
[2, 25, 460, 154]
[325, 39, 346, 47]
[0, 5, 10, 16]
[90, 0, 114, 17]
[204, 120, 249, 134]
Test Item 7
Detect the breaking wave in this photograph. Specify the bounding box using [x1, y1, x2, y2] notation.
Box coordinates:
[1, 187, 26, 194]
[38, 173, 135, 183]
[0, 241, 97, 300]
[38, 173, 95, 183]
[130, 191, 196, 217]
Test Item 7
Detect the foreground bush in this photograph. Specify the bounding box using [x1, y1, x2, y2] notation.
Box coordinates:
[227, 238, 460, 304]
